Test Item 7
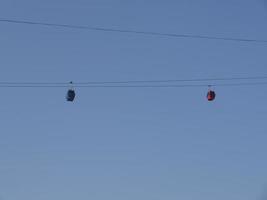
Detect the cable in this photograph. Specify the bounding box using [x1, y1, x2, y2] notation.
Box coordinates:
[0, 82, 267, 88]
[1, 18, 267, 44]
[1, 75, 267, 85]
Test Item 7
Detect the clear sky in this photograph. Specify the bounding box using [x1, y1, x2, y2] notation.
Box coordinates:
[0, 0, 267, 199]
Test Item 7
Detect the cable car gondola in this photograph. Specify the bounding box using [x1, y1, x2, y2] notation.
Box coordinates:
[66, 89, 75, 102]
[207, 90, 216, 101]
[66, 82, 76, 102]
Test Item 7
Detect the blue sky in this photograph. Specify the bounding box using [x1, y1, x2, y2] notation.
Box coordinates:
[0, 0, 267, 199]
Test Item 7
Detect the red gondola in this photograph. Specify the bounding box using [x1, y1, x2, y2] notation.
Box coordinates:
[207, 90, 216, 101]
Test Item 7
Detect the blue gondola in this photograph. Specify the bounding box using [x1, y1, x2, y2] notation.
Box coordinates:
[66, 89, 76, 102]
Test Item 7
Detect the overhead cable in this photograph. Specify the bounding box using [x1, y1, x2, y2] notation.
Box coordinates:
[0, 82, 267, 88]
[0, 18, 267, 44]
[1, 75, 267, 86]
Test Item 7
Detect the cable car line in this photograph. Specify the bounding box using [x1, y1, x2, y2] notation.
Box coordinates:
[0, 82, 267, 88]
[1, 77, 267, 103]
[1, 18, 267, 44]
[1, 81, 266, 102]
[1, 75, 267, 86]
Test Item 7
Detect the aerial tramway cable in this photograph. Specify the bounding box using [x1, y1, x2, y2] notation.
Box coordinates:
[1, 18, 267, 44]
